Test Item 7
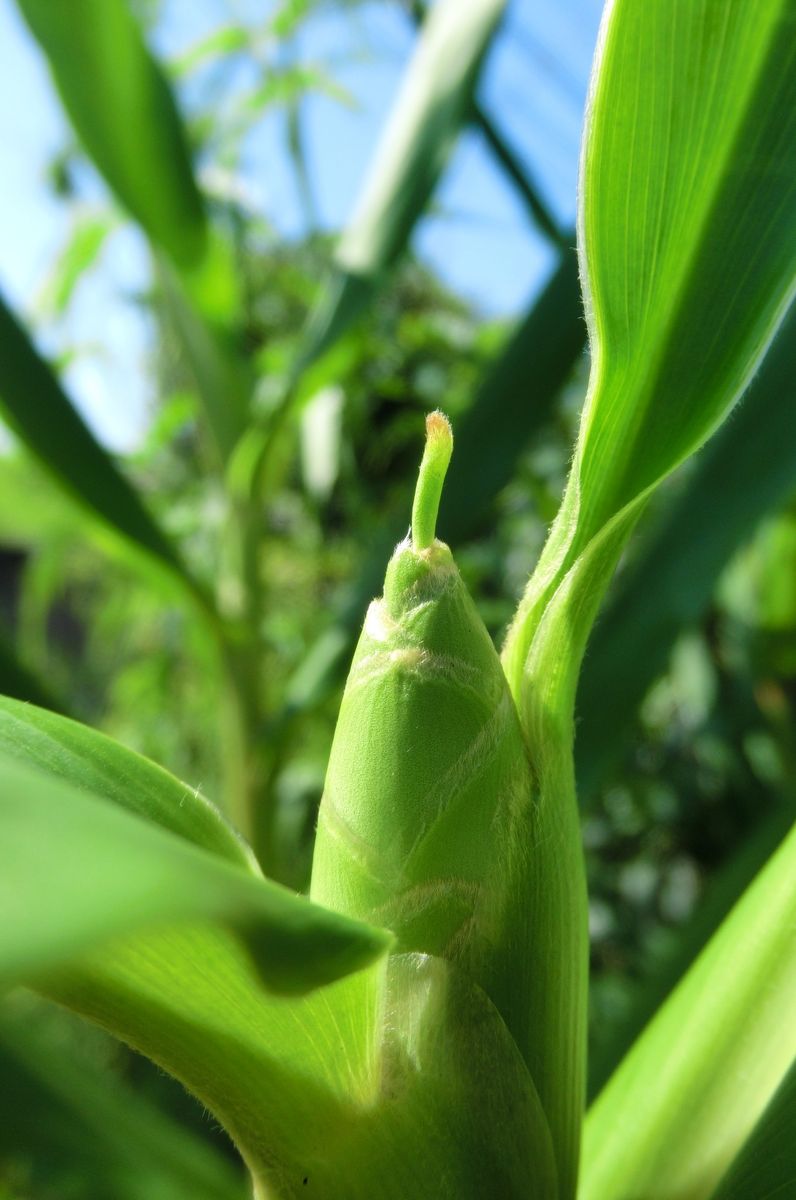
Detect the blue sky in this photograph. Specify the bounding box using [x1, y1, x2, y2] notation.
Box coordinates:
[0, 0, 601, 448]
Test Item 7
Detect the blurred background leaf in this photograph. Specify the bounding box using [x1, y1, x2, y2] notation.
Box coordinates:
[1, 0, 795, 1191]
[16, 0, 207, 268]
[0, 994, 246, 1200]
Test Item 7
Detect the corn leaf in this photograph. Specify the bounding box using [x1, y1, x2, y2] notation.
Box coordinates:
[43, 945, 558, 1199]
[16, 0, 207, 268]
[577, 296, 796, 799]
[172, 24, 250, 78]
[0, 696, 254, 869]
[503, 0, 796, 708]
[0, 753, 390, 993]
[709, 1056, 796, 1200]
[588, 798, 795, 1099]
[0, 1001, 246, 1200]
[499, 4, 796, 1193]
[581, 821, 796, 1200]
[16, 0, 250, 461]
[0, 293, 194, 586]
[336, 0, 504, 276]
[42, 933, 381, 1198]
[155, 239, 252, 463]
[230, 0, 507, 496]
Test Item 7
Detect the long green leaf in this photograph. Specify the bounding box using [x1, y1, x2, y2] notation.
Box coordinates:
[0, 293, 192, 584]
[577, 300, 796, 798]
[498, 5, 796, 1194]
[709, 1056, 796, 1200]
[405, 0, 565, 250]
[504, 0, 796, 709]
[0, 695, 254, 868]
[16, 0, 250, 461]
[0, 754, 389, 993]
[42, 943, 558, 1199]
[326, 0, 506, 338]
[0, 1000, 245, 1200]
[581, 821, 796, 1200]
[588, 797, 795, 1098]
[17, 0, 207, 268]
[298, 0, 506, 369]
[41, 931, 381, 1198]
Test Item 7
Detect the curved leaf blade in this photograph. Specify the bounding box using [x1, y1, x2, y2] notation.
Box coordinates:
[709, 1056, 796, 1200]
[576, 0, 796, 537]
[576, 299, 796, 797]
[500, 8, 796, 1191]
[44, 933, 381, 1200]
[294, 0, 506, 374]
[0, 755, 390, 994]
[0, 695, 255, 869]
[44, 944, 559, 1200]
[503, 0, 796, 704]
[581, 821, 796, 1200]
[0, 294, 187, 579]
[17, 0, 207, 267]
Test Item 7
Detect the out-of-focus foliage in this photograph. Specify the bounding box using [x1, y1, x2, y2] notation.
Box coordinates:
[1, 0, 795, 1195]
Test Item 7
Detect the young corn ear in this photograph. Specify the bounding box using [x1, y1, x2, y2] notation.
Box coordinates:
[310, 411, 536, 1016]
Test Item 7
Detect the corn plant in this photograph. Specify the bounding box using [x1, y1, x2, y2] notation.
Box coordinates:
[1, 0, 796, 1198]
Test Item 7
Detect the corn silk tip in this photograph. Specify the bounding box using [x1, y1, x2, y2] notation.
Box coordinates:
[411, 410, 453, 550]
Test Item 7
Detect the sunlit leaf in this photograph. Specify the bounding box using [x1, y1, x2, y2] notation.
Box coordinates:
[17, 0, 207, 267]
[38, 211, 115, 317]
[0, 753, 390, 993]
[709, 1056, 796, 1200]
[498, 5, 796, 1193]
[171, 24, 250, 78]
[15, 0, 252, 463]
[581, 821, 796, 1200]
[243, 65, 354, 113]
[44, 934, 381, 1200]
[588, 799, 794, 1099]
[503, 0, 796, 711]
[332, 0, 505, 284]
[0, 293, 194, 586]
[576, 299, 796, 796]
[44, 947, 557, 1199]
[0, 695, 254, 869]
[302, 0, 504, 358]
